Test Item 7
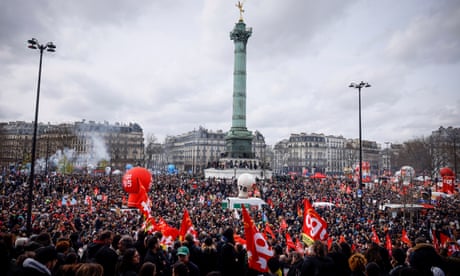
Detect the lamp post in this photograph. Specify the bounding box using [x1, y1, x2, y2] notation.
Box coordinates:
[384, 141, 391, 176]
[26, 38, 56, 235]
[349, 81, 371, 210]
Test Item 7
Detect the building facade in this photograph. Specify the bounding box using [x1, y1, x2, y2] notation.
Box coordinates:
[272, 132, 381, 177]
[0, 120, 144, 173]
[431, 126, 459, 178]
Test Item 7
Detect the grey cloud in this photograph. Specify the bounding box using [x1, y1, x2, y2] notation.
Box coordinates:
[386, 2, 460, 66]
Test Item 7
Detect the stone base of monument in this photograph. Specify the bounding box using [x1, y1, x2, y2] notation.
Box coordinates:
[204, 167, 272, 180]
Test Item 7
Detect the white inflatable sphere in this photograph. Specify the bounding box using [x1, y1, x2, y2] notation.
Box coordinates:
[237, 173, 255, 198]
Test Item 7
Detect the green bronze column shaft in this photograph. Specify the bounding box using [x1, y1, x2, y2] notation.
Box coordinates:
[230, 21, 251, 129]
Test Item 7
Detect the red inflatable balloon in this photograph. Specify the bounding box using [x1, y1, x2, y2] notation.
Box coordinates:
[440, 167, 454, 177]
[122, 167, 152, 210]
[122, 167, 152, 194]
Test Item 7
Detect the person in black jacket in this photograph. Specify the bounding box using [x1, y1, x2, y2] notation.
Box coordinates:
[183, 234, 202, 271]
[21, 245, 58, 276]
[144, 236, 170, 276]
[327, 242, 350, 276]
[388, 247, 407, 275]
[94, 232, 118, 276]
[286, 251, 304, 276]
[115, 248, 141, 276]
[176, 246, 200, 276]
[300, 241, 335, 276]
[219, 228, 238, 276]
[200, 237, 219, 276]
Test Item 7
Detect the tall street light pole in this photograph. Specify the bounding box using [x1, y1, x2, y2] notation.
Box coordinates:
[26, 38, 56, 235]
[349, 81, 371, 210]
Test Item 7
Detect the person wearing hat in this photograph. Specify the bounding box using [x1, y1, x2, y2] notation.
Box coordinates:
[22, 245, 58, 276]
[176, 246, 200, 276]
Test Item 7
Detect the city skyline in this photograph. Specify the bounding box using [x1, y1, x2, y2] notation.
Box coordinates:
[1, 1, 459, 146]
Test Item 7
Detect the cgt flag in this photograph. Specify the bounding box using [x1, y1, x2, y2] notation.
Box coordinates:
[301, 199, 328, 246]
[242, 205, 274, 273]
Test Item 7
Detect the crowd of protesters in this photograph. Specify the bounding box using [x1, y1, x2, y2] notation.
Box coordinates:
[0, 169, 459, 275]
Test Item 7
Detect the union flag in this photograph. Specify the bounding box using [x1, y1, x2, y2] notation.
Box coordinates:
[301, 199, 328, 246]
[242, 205, 274, 273]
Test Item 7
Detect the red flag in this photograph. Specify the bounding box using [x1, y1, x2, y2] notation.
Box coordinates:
[301, 199, 328, 246]
[242, 205, 274, 273]
[385, 233, 393, 256]
[85, 196, 92, 214]
[266, 198, 274, 208]
[143, 217, 157, 233]
[346, 186, 352, 194]
[179, 209, 197, 242]
[280, 218, 288, 232]
[161, 225, 180, 248]
[339, 235, 346, 244]
[135, 185, 152, 219]
[102, 194, 108, 202]
[94, 187, 99, 195]
[432, 229, 439, 252]
[372, 227, 381, 244]
[157, 217, 169, 233]
[439, 232, 451, 247]
[297, 204, 302, 217]
[327, 237, 333, 250]
[285, 232, 296, 251]
[264, 224, 276, 240]
[401, 229, 411, 247]
[234, 234, 246, 246]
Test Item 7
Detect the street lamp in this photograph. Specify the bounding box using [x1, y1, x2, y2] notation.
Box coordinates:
[349, 81, 371, 209]
[385, 141, 391, 176]
[26, 38, 56, 235]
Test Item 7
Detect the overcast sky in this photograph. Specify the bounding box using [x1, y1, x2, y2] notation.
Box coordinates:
[1, 0, 459, 147]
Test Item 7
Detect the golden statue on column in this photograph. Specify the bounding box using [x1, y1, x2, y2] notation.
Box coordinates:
[236, 1, 245, 22]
